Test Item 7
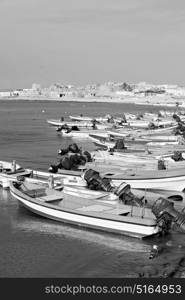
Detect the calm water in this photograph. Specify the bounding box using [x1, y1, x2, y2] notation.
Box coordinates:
[0, 100, 185, 278]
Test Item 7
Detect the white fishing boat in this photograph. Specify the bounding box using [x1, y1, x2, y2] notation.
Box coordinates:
[69, 113, 164, 124]
[9, 180, 165, 239]
[89, 135, 185, 155]
[69, 115, 109, 122]
[105, 167, 185, 191]
[108, 130, 179, 142]
[47, 119, 97, 128]
[0, 160, 21, 172]
[91, 151, 158, 166]
[89, 136, 146, 152]
[142, 125, 178, 135]
[0, 161, 32, 188]
[57, 128, 108, 139]
[53, 156, 185, 191]
[0, 160, 85, 189]
[107, 125, 177, 139]
[58, 130, 91, 139]
[91, 150, 185, 171]
[121, 120, 175, 129]
[146, 141, 179, 147]
[43, 158, 185, 192]
[90, 132, 149, 143]
[140, 135, 178, 142]
[69, 114, 129, 123]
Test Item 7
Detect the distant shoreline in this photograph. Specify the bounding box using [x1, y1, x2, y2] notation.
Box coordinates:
[0, 95, 184, 108]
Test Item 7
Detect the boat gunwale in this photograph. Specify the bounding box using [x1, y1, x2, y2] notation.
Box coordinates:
[106, 167, 185, 180]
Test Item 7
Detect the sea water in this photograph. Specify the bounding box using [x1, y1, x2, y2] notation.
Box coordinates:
[0, 100, 185, 277]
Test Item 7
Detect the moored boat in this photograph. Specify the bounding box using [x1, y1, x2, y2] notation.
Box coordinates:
[120, 120, 175, 129]
[89, 136, 146, 152]
[0, 160, 85, 189]
[105, 167, 185, 191]
[47, 119, 99, 128]
[108, 125, 178, 138]
[57, 128, 108, 139]
[69, 115, 109, 122]
[0, 161, 32, 188]
[146, 141, 179, 147]
[91, 149, 185, 171]
[9, 180, 166, 239]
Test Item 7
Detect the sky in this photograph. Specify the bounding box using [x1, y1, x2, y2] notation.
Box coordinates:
[0, 0, 185, 89]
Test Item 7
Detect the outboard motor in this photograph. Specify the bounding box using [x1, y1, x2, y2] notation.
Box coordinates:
[158, 158, 166, 170]
[84, 169, 114, 191]
[71, 125, 80, 131]
[56, 126, 62, 132]
[91, 119, 97, 129]
[84, 169, 143, 206]
[83, 151, 92, 162]
[148, 122, 156, 130]
[171, 151, 184, 161]
[121, 113, 127, 123]
[152, 197, 185, 233]
[113, 139, 127, 150]
[173, 128, 182, 135]
[136, 113, 143, 120]
[173, 114, 181, 123]
[48, 164, 60, 173]
[114, 182, 144, 206]
[56, 124, 69, 132]
[58, 148, 70, 156]
[177, 122, 185, 132]
[66, 128, 72, 133]
[107, 115, 114, 123]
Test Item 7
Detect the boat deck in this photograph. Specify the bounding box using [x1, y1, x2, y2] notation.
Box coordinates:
[15, 182, 156, 226]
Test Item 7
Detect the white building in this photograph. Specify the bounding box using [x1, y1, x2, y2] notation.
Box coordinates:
[0, 91, 11, 97]
[165, 87, 185, 97]
[116, 91, 134, 96]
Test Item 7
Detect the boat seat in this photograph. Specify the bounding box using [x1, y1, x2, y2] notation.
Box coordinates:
[24, 188, 46, 198]
[39, 194, 63, 202]
[107, 208, 131, 215]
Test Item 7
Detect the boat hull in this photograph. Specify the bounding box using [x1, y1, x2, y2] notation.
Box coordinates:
[47, 119, 94, 128]
[111, 175, 185, 191]
[59, 131, 90, 138]
[10, 188, 160, 239]
[91, 139, 145, 153]
[59, 129, 107, 139]
[122, 120, 175, 129]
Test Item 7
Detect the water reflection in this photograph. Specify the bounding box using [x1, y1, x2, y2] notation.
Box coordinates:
[10, 203, 151, 253]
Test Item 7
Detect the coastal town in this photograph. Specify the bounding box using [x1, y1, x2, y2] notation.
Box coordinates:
[1, 81, 185, 106]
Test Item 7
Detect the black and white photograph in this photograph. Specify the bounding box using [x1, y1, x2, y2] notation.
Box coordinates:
[0, 0, 185, 297]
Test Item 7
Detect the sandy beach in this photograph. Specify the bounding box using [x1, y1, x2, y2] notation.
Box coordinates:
[0, 95, 184, 108]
